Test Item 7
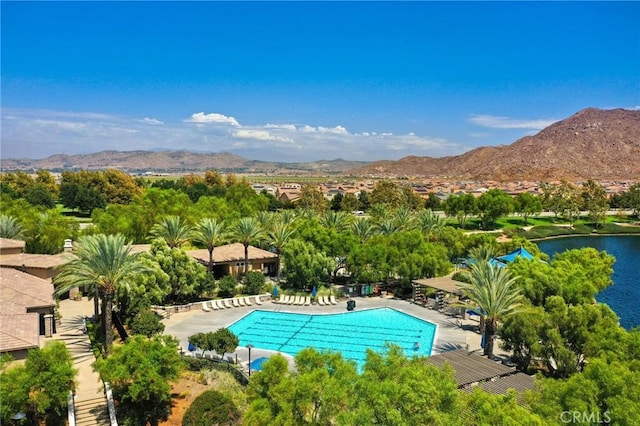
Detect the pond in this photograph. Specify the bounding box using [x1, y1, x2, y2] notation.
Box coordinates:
[537, 235, 640, 329]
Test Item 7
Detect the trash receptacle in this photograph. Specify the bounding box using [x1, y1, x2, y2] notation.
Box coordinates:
[347, 300, 356, 311]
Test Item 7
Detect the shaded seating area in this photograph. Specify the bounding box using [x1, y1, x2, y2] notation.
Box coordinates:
[412, 276, 466, 316]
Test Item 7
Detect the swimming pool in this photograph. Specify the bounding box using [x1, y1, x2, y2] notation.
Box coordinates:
[228, 307, 436, 367]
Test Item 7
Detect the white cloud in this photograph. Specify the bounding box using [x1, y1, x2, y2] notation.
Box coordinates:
[185, 112, 240, 126]
[264, 123, 297, 131]
[139, 117, 164, 125]
[0, 107, 468, 162]
[469, 114, 557, 130]
[232, 129, 294, 143]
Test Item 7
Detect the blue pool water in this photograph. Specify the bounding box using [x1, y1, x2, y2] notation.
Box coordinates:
[228, 308, 436, 367]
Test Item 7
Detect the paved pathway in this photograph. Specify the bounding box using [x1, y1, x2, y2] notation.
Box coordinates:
[50, 298, 110, 425]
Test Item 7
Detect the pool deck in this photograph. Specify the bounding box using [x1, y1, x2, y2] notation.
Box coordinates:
[163, 296, 494, 367]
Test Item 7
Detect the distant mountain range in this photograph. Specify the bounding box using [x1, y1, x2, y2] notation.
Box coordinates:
[2, 108, 639, 180]
[1, 150, 368, 175]
[350, 108, 640, 180]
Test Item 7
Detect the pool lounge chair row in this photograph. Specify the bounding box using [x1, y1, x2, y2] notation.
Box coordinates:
[201, 296, 263, 312]
[273, 295, 337, 306]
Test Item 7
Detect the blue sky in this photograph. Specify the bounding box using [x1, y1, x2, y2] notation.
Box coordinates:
[2, 1, 639, 162]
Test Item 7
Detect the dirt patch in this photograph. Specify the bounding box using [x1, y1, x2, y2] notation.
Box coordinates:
[159, 373, 209, 426]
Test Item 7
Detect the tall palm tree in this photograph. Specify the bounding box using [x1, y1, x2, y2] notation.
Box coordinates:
[0, 214, 24, 239]
[230, 217, 265, 276]
[150, 215, 193, 248]
[193, 218, 227, 273]
[457, 260, 524, 359]
[267, 223, 296, 283]
[54, 234, 152, 355]
[393, 207, 414, 231]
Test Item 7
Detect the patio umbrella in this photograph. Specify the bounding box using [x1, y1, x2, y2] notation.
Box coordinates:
[272, 284, 279, 298]
[311, 286, 317, 298]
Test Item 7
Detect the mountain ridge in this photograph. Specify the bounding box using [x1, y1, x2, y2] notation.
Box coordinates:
[2, 108, 638, 180]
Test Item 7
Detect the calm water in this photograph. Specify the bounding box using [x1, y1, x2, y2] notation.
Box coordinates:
[537, 235, 640, 329]
[228, 308, 436, 367]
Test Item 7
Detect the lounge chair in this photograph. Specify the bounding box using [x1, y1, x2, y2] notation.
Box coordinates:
[286, 295, 295, 305]
[290, 295, 299, 305]
[254, 296, 263, 305]
[244, 297, 253, 306]
[238, 297, 247, 307]
[329, 295, 338, 305]
[304, 296, 311, 306]
[317, 295, 325, 306]
[209, 300, 219, 310]
[202, 301, 211, 312]
[223, 299, 233, 309]
[296, 296, 305, 306]
[233, 298, 241, 307]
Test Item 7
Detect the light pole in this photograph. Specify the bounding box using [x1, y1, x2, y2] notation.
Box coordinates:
[246, 344, 254, 376]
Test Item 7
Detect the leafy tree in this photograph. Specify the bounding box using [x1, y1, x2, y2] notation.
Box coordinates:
[0, 341, 76, 425]
[298, 184, 328, 212]
[54, 234, 153, 354]
[0, 214, 24, 239]
[463, 389, 545, 425]
[475, 189, 513, 229]
[442, 193, 477, 229]
[94, 335, 182, 426]
[243, 270, 266, 295]
[370, 180, 405, 209]
[193, 217, 228, 273]
[147, 239, 210, 303]
[24, 184, 56, 208]
[282, 239, 334, 289]
[129, 309, 165, 338]
[357, 190, 371, 211]
[581, 180, 609, 228]
[340, 192, 361, 213]
[182, 390, 240, 426]
[425, 192, 442, 210]
[543, 181, 581, 225]
[620, 182, 640, 217]
[34, 170, 59, 199]
[218, 275, 238, 298]
[514, 192, 543, 225]
[75, 185, 107, 214]
[230, 217, 265, 275]
[0, 170, 35, 198]
[115, 254, 170, 321]
[457, 253, 524, 358]
[529, 358, 640, 425]
[210, 328, 240, 361]
[150, 215, 193, 248]
[225, 181, 269, 217]
[330, 192, 344, 211]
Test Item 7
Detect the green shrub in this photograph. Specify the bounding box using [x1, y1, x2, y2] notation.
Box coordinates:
[217, 276, 237, 298]
[129, 309, 165, 338]
[243, 271, 265, 295]
[182, 390, 240, 426]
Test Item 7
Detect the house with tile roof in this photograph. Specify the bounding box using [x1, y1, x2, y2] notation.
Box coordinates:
[0, 268, 56, 359]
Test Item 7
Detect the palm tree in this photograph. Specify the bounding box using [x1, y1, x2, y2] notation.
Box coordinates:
[393, 207, 414, 231]
[150, 215, 193, 248]
[0, 214, 24, 239]
[416, 209, 444, 240]
[193, 218, 227, 273]
[457, 259, 524, 359]
[351, 217, 374, 243]
[375, 218, 400, 236]
[230, 217, 265, 276]
[54, 234, 152, 355]
[267, 223, 296, 283]
[320, 211, 353, 233]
